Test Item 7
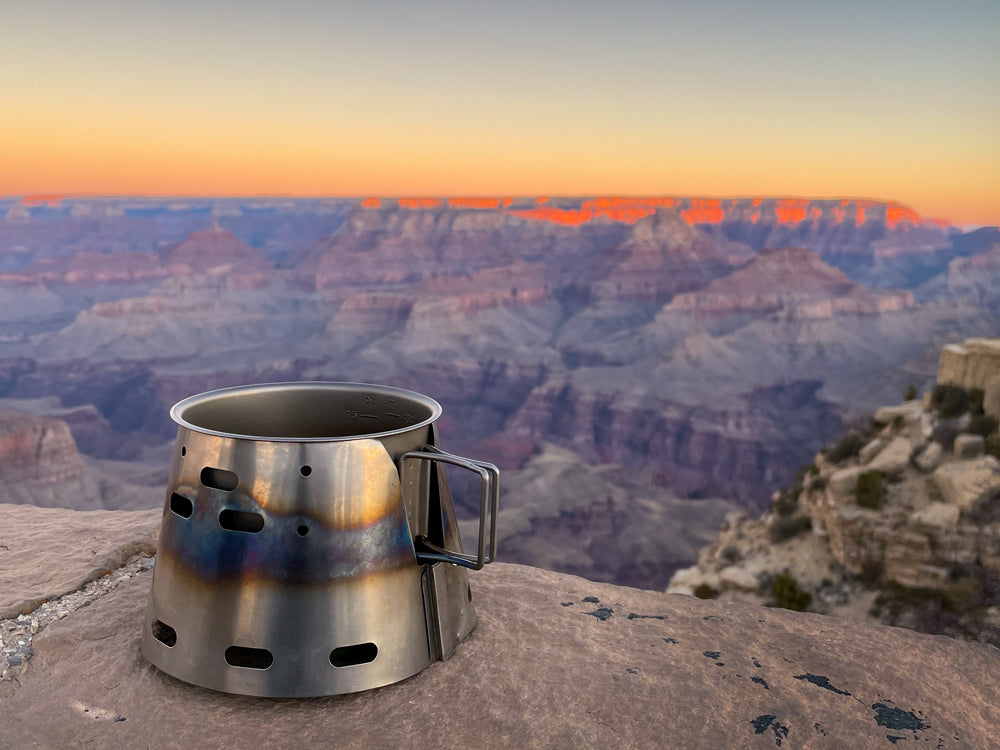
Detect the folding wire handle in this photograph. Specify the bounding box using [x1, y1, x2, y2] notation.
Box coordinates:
[399, 445, 499, 570]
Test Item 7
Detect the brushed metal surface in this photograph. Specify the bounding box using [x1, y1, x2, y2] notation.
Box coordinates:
[141, 382, 493, 697]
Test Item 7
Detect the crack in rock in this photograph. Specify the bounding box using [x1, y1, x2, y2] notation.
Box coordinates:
[1, 554, 154, 681]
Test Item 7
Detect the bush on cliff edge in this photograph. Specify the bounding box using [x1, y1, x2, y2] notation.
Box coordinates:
[855, 470, 886, 510]
[770, 571, 812, 612]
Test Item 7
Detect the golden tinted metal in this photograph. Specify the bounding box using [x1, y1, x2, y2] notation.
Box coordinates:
[141, 382, 497, 697]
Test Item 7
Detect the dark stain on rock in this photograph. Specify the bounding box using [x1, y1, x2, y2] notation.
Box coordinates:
[793, 673, 851, 696]
[560, 602, 574, 607]
[752, 658, 762, 668]
[871, 702, 928, 732]
[715, 662, 725, 667]
[702, 615, 724, 623]
[662, 637, 678, 644]
[627, 612, 668, 620]
[750, 715, 789, 747]
[751, 676, 770, 690]
[703, 651, 721, 660]
[813, 723, 827, 737]
[625, 667, 639, 674]
[114, 717, 127, 723]
[582, 596, 600, 603]
[886, 736, 904, 744]
[586, 607, 614, 621]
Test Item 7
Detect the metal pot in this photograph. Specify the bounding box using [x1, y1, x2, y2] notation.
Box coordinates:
[141, 382, 498, 697]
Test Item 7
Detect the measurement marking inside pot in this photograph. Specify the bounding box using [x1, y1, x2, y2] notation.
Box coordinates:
[358, 413, 378, 419]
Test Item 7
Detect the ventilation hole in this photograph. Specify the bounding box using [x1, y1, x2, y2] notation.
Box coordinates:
[219, 509, 265, 533]
[467, 584, 473, 603]
[297, 525, 309, 536]
[180, 446, 186, 457]
[225, 646, 273, 670]
[169, 493, 194, 519]
[151, 619, 177, 648]
[201, 466, 238, 491]
[330, 642, 378, 667]
[300, 465, 312, 477]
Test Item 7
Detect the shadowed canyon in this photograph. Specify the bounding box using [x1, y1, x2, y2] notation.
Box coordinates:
[1, 195, 997, 588]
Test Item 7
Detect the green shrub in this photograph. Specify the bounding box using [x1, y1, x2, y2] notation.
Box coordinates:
[771, 571, 812, 612]
[855, 470, 886, 510]
[931, 384, 970, 418]
[986, 432, 1000, 460]
[825, 431, 867, 463]
[769, 515, 812, 544]
[968, 487, 1000, 524]
[969, 388, 985, 415]
[904, 384, 918, 401]
[932, 422, 962, 450]
[859, 560, 884, 588]
[693, 583, 718, 600]
[771, 489, 798, 517]
[968, 414, 999, 438]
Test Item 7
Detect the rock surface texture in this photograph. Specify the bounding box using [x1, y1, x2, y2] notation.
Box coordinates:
[1, 505, 999, 749]
[938, 338, 1000, 410]
[0, 504, 160, 619]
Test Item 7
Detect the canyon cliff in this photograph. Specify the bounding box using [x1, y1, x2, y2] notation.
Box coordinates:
[0, 196, 996, 587]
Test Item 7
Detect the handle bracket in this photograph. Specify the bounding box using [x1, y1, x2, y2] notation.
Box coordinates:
[399, 446, 498, 570]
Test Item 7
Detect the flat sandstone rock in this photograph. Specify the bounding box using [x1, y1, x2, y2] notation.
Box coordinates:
[2, 534, 999, 748]
[0, 504, 161, 619]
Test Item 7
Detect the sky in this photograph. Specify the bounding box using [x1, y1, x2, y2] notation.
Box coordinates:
[1, 0, 998, 226]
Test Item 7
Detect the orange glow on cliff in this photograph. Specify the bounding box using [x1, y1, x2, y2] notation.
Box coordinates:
[22, 195, 63, 206]
[398, 197, 441, 209]
[886, 203, 921, 229]
[448, 197, 502, 209]
[774, 199, 808, 224]
[680, 198, 725, 224]
[361, 197, 381, 209]
[508, 207, 594, 225]
[506, 197, 682, 226]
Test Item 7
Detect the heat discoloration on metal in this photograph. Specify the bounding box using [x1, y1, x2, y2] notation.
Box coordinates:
[160, 433, 417, 585]
[142, 382, 494, 697]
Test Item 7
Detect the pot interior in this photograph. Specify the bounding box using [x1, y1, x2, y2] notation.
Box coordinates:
[172, 383, 440, 441]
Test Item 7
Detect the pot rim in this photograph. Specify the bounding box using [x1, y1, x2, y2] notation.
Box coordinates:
[169, 381, 443, 443]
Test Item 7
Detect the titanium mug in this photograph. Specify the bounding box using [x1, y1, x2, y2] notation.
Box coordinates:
[141, 382, 498, 697]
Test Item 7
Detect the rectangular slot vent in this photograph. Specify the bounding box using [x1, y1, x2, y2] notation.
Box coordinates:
[169, 493, 194, 519]
[219, 509, 265, 534]
[330, 642, 378, 667]
[225, 646, 273, 670]
[151, 619, 177, 647]
[201, 467, 238, 491]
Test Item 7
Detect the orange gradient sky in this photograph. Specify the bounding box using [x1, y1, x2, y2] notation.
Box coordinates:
[1, 1, 998, 226]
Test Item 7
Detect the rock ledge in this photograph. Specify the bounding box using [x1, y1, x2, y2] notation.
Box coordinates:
[1, 505, 998, 749]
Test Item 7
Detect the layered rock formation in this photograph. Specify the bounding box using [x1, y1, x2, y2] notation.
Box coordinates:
[0, 406, 161, 510]
[670, 339, 1000, 646]
[2, 504, 999, 749]
[467, 444, 739, 589]
[0, 407, 104, 508]
[937, 338, 1000, 417]
[0, 198, 996, 583]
